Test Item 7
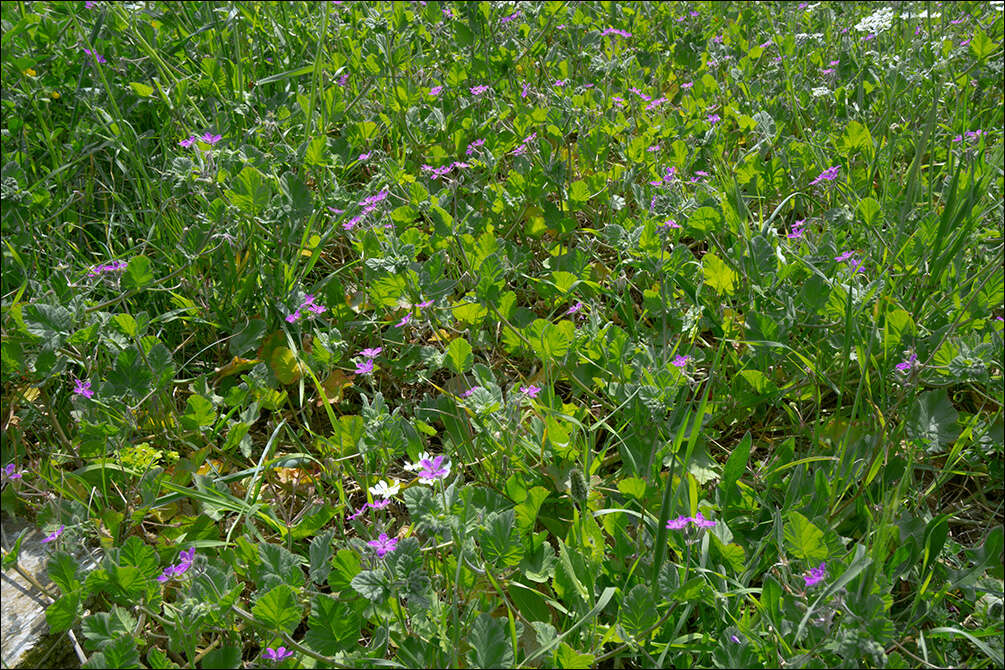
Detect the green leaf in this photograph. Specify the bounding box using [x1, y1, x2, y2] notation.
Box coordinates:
[82, 607, 136, 651]
[305, 595, 363, 655]
[2, 529, 26, 571]
[528, 319, 574, 362]
[721, 432, 751, 506]
[568, 180, 590, 206]
[906, 390, 960, 454]
[180, 394, 216, 431]
[90, 634, 141, 669]
[702, 252, 738, 295]
[839, 120, 875, 157]
[350, 569, 389, 602]
[251, 584, 301, 634]
[227, 165, 272, 216]
[145, 647, 179, 669]
[479, 509, 524, 567]
[445, 337, 473, 374]
[619, 583, 657, 638]
[555, 642, 594, 669]
[689, 206, 722, 235]
[128, 81, 154, 97]
[200, 646, 243, 669]
[969, 28, 997, 60]
[858, 197, 882, 227]
[47, 552, 81, 595]
[124, 255, 154, 289]
[308, 529, 335, 585]
[617, 477, 646, 500]
[46, 591, 82, 633]
[784, 511, 828, 563]
[466, 613, 513, 669]
[327, 549, 362, 593]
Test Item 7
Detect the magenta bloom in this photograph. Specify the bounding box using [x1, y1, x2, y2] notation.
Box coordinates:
[285, 310, 301, 324]
[429, 85, 443, 96]
[264, 647, 294, 662]
[368, 498, 391, 511]
[466, 139, 485, 155]
[661, 219, 681, 230]
[834, 251, 855, 263]
[417, 299, 434, 309]
[500, 10, 521, 23]
[521, 82, 531, 98]
[395, 313, 412, 327]
[461, 386, 481, 398]
[566, 302, 583, 315]
[73, 378, 95, 399]
[359, 347, 382, 359]
[693, 512, 716, 528]
[358, 152, 371, 161]
[3, 464, 24, 480]
[200, 132, 222, 145]
[41, 525, 65, 544]
[671, 355, 690, 368]
[895, 353, 918, 374]
[416, 455, 451, 483]
[336, 73, 349, 87]
[355, 359, 374, 375]
[803, 562, 827, 587]
[665, 516, 691, 530]
[367, 532, 399, 558]
[470, 85, 490, 96]
[681, 81, 693, 90]
[810, 166, 840, 185]
[82, 48, 106, 64]
[306, 303, 326, 315]
[521, 384, 542, 398]
[787, 219, 806, 239]
[707, 113, 721, 124]
[179, 136, 197, 149]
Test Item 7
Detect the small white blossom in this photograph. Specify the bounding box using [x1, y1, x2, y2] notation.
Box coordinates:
[403, 452, 431, 472]
[368, 479, 401, 499]
[855, 7, 895, 34]
[811, 86, 831, 97]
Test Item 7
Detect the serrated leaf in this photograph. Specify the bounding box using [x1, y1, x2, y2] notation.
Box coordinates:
[479, 509, 524, 567]
[251, 584, 301, 634]
[445, 337, 473, 374]
[784, 511, 828, 563]
[46, 591, 81, 633]
[269, 346, 301, 385]
[227, 165, 272, 216]
[619, 583, 657, 638]
[305, 594, 363, 655]
[309, 529, 335, 585]
[702, 252, 738, 296]
[906, 390, 960, 454]
[555, 642, 594, 669]
[180, 394, 216, 431]
[466, 613, 513, 669]
[47, 551, 80, 594]
[350, 569, 389, 602]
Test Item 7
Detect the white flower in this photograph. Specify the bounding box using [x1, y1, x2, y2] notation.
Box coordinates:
[811, 86, 831, 97]
[855, 7, 895, 34]
[368, 478, 401, 499]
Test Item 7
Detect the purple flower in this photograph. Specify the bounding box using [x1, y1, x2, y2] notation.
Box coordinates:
[306, 303, 326, 315]
[693, 512, 716, 528]
[707, 113, 721, 124]
[470, 85, 490, 96]
[200, 132, 222, 145]
[520, 384, 542, 398]
[500, 10, 521, 24]
[285, 310, 301, 324]
[521, 82, 531, 98]
[336, 73, 349, 87]
[41, 525, 65, 544]
[665, 516, 691, 530]
[466, 138, 485, 155]
[661, 219, 681, 230]
[179, 546, 196, 563]
[416, 455, 451, 484]
[367, 532, 399, 558]
[810, 165, 840, 185]
[355, 359, 374, 375]
[803, 562, 827, 587]
[417, 299, 434, 309]
[73, 378, 95, 399]
[85, 0, 97, 7]
[358, 152, 371, 161]
[848, 258, 865, 274]
[368, 498, 392, 511]
[648, 144, 661, 152]
[395, 313, 412, 327]
[759, 40, 773, 49]
[264, 647, 294, 662]
[895, 353, 918, 374]
[671, 355, 690, 368]
[359, 347, 382, 359]
[429, 85, 443, 96]
[787, 219, 806, 239]
[566, 302, 583, 315]
[82, 48, 106, 64]
[681, 81, 693, 90]
[461, 386, 481, 398]
[3, 464, 24, 480]
[179, 136, 197, 149]
[553, 79, 567, 87]
[834, 251, 855, 263]
[731, 634, 741, 643]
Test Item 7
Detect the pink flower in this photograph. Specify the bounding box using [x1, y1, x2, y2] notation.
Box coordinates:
[359, 347, 382, 359]
[461, 386, 481, 398]
[73, 378, 95, 398]
[566, 302, 583, 315]
[367, 532, 399, 558]
[264, 647, 294, 662]
[665, 516, 691, 530]
[470, 85, 490, 95]
[810, 165, 840, 185]
[179, 136, 197, 148]
[417, 299, 434, 308]
[41, 525, 65, 544]
[200, 132, 222, 145]
[395, 313, 412, 327]
[520, 384, 542, 398]
[693, 511, 716, 528]
[429, 85, 443, 96]
[834, 251, 855, 263]
[671, 355, 690, 368]
[358, 152, 371, 161]
[803, 562, 827, 587]
[285, 310, 301, 323]
[3, 464, 24, 480]
[355, 359, 375, 375]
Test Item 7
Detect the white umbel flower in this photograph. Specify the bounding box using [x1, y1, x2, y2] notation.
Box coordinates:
[855, 7, 895, 34]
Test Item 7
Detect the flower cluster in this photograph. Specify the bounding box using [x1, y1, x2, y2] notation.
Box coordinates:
[809, 165, 840, 185]
[952, 129, 984, 143]
[343, 189, 391, 230]
[263, 647, 294, 663]
[157, 547, 196, 583]
[854, 7, 894, 34]
[803, 562, 827, 587]
[88, 259, 127, 277]
[286, 294, 327, 324]
[347, 480, 398, 521]
[469, 84, 491, 96]
[500, 10, 521, 24]
[466, 138, 485, 155]
[834, 251, 864, 273]
[421, 161, 471, 180]
[649, 166, 677, 187]
[787, 219, 806, 239]
[671, 354, 690, 368]
[600, 28, 632, 38]
[665, 512, 717, 530]
[461, 385, 481, 398]
[405, 452, 451, 484]
[511, 132, 538, 157]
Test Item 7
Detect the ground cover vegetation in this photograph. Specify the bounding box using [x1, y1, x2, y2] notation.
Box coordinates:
[1, 1, 1003, 668]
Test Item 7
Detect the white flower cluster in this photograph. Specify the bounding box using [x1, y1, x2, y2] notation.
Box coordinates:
[902, 10, 940, 19]
[811, 86, 831, 97]
[991, 1, 1003, 12]
[794, 33, 824, 43]
[855, 6, 895, 33]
